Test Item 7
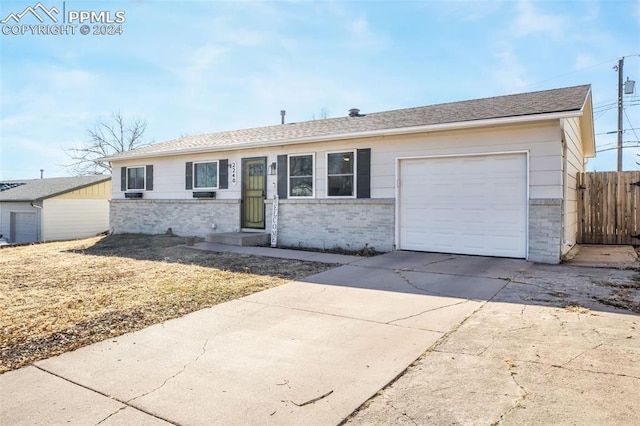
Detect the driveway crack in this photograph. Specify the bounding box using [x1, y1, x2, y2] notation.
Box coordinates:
[549, 364, 640, 380]
[388, 300, 469, 324]
[559, 343, 602, 367]
[491, 358, 529, 425]
[95, 406, 127, 425]
[477, 336, 496, 356]
[128, 338, 209, 403]
[395, 270, 439, 296]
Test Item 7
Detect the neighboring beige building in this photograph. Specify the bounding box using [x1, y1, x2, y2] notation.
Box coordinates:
[103, 85, 595, 264]
[0, 176, 111, 243]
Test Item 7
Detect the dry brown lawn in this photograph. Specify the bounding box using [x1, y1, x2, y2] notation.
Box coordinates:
[0, 234, 335, 373]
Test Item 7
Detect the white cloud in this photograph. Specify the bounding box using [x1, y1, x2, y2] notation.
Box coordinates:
[492, 48, 531, 90]
[346, 15, 387, 50]
[169, 45, 227, 82]
[581, 0, 600, 22]
[426, 0, 505, 22]
[573, 54, 599, 70]
[509, 0, 566, 38]
[47, 68, 98, 90]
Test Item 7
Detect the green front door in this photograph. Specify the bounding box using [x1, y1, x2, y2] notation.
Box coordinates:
[241, 157, 267, 229]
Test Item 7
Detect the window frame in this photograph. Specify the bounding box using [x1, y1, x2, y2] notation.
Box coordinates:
[287, 153, 315, 198]
[326, 150, 357, 198]
[193, 160, 220, 190]
[126, 166, 145, 191]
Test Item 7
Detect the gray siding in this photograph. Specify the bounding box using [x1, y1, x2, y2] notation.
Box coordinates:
[0, 201, 41, 243]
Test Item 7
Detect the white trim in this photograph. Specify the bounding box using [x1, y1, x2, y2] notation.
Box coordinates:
[192, 160, 220, 190]
[394, 150, 530, 260]
[126, 165, 146, 191]
[103, 111, 581, 161]
[326, 149, 357, 199]
[287, 153, 315, 199]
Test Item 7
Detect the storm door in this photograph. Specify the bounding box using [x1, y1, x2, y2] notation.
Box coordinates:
[241, 157, 267, 229]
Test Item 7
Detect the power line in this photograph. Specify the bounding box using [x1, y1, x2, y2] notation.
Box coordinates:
[624, 109, 640, 146]
[515, 55, 639, 92]
[596, 143, 640, 153]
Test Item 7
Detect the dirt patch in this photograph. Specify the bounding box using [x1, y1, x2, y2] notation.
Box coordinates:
[0, 234, 336, 373]
[592, 278, 640, 313]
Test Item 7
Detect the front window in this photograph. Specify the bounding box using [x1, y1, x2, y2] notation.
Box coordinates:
[327, 151, 354, 197]
[194, 161, 218, 189]
[289, 154, 314, 197]
[127, 167, 145, 190]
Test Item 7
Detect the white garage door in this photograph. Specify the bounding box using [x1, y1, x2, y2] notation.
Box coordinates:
[11, 212, 38, 243]
[398, 153, 527, 258]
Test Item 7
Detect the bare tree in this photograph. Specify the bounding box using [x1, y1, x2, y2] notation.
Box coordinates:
[65, 111, 148, 175]
[312, 106, 330, 121]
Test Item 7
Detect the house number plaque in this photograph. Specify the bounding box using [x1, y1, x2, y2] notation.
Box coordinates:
[230, 161, 237, 185]
[271, 194, 278, 247]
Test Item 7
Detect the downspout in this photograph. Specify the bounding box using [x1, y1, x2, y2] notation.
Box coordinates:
[562, 137, 567, 246]
[560, 126, 570, 254]
[30, 201, 43, 242]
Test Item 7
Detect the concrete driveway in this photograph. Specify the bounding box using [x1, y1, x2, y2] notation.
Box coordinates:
[1, 250, 639, 425]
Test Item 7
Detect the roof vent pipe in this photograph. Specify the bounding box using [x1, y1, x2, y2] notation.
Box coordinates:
[349, 108, 365, 117]
[40, 169, 44, 179]
[280, 110, 286, 124]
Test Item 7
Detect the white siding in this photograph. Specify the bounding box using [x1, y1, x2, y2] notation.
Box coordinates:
[562, 116, 585, 253]
[42, 199, 110, 241]
[0, 202, 41, 243]
[112, 121, 564, 202]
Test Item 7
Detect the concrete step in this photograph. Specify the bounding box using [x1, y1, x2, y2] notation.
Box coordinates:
[205, 232, 270, 247]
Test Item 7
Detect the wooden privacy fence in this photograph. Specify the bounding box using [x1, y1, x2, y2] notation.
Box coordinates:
[578, 171, 640, 245]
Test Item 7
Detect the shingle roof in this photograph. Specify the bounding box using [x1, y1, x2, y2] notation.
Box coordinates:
[105, 84, 591, 161]
[0, 175, 111, 202]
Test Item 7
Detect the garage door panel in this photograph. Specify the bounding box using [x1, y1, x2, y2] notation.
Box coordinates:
[11, 212, 38, 243]
[399, 154, 527, 258]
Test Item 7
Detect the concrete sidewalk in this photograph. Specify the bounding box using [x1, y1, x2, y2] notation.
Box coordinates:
[2, 249, 639, 425]
[563, 244, 639, 269]
[190, 241, 364, 265]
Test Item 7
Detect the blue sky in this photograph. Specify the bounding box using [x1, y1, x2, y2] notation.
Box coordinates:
[1, 0, 639, 180]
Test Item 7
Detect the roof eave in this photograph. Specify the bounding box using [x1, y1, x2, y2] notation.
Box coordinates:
[41, 176, 112, 200]
[0, 176, 111, 202]
[579, 89, 596, 158]
[105, 110, 584, 162]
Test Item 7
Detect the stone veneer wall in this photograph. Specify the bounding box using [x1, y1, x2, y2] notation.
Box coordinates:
[110, 199, 241, 237]
[112, 197, 565, 264]
[265, 198, 395, 252]
[528, 198, 562, 264]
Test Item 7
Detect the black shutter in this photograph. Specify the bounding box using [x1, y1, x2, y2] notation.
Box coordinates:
[146, 165, 154, 190]
[356, 148, 371, 199]
[185, 162, 193, 190]
[120, 167, 126, 191]
[219, 159, 228, 189]
[277, 155, 287, 199]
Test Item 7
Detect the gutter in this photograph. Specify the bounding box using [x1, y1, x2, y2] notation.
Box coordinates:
[101, 110, 585, 162]
[30, 201, 43, 242]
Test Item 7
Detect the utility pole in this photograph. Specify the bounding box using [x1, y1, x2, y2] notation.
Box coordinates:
[617, 58, 624, 171]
